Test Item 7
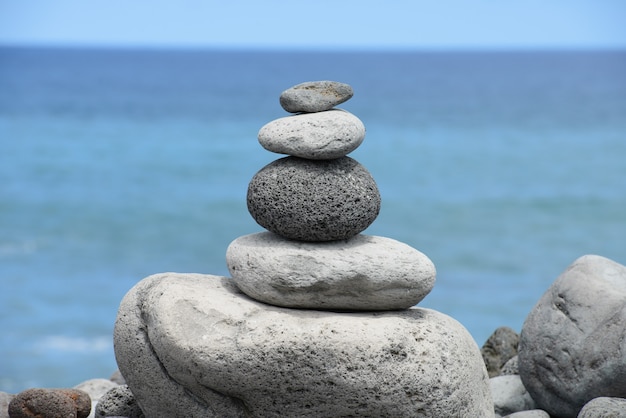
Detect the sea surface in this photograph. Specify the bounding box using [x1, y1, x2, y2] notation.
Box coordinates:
[1, 47, 625, 392]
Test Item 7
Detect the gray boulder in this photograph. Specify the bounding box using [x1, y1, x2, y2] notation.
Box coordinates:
[481, 326, 519, 377]
[491, 375, 536, 416]
[577, 397, 626, 418]
[114, 273, 493, 417]
[226, 232, 436, 310]
[258, 109, 365, 159]
[519, 255, 626, 417]
[247, 156, 380, 241]
[279, 80, 354, 113]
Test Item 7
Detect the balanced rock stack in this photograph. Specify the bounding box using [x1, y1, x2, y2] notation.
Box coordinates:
[113, 81, 493, 417]
[230, 80, 437, 311]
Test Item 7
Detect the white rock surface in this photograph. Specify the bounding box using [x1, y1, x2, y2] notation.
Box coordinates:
[114, 273, 492, 417]
[0, 392, 14, 418]
[258, 109, 365, 159]
[577, 397, 626, 418]
[519, 255, 626, 418]
[490, 375, 536, 416]
[227, 232, 436, 310]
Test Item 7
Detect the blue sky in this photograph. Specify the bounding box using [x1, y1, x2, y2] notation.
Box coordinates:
[1, 0, 625, 50]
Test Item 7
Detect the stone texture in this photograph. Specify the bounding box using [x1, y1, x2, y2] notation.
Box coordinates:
[577, 397, 626, 418]
[8, 388, 91, 418]
[519, 255, 626, 418]
[94, 385, 144, 418]
[279, 80, 354, 113]
[108, 370, 125, 386]
[501, 410, 550, 418]
[114, 273, 493, 418]
[481, 326, 519, 377]
[74, 379, 119, 418]
[491, 375, 536, 417]
[258, 109, 365, 159]
[226, 232, 436, 310]
[1, 392, 14, 418]
[247, 156, 380, 241]
[501, 355, 519, 375]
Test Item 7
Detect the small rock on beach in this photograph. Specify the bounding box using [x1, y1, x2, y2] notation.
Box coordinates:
[8, 388, 91, 418]
[481, 326, 519, 378]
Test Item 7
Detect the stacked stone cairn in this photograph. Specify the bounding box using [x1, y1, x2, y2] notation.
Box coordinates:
[233, 80, 437, 311]
[111, 81, 493, 417]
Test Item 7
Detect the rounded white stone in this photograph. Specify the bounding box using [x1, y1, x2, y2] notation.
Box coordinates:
[258, 109, 365, 159]
[226, 232, 436, 311]
[490, 375, 536, 416]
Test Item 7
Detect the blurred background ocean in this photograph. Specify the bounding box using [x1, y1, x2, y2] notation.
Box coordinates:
[1, 46, 625, 392]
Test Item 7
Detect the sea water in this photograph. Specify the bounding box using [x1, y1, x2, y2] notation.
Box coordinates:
[1, 47, 625, 392]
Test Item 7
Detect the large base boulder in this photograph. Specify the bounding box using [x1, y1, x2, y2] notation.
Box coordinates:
[519, 255, 626, 418]
[114, 273, 493, 417]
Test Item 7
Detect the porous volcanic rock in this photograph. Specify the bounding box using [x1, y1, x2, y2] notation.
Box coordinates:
[518, 254, 626, 418]
[247, 156, 380, 241]
[226, 232, 435, 310]
[8, 388, 91, 418]
[114, 273, 493, 418]
[94, 385, 144, 418]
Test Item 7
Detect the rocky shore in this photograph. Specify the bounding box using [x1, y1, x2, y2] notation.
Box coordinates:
[3, 81, 625, 418]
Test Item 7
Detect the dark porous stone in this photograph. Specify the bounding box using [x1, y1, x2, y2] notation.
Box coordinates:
[481, 326, 519, 377]
[95, 385, 144, 418]
[279, 80, 354, 113]
[247, 156, 380, 241]
[8, 388, 91, 418]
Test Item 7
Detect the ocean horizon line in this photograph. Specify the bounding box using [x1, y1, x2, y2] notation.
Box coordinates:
[1, 42, 625, 54]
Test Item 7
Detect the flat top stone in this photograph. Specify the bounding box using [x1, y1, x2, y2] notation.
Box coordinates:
[258, 109, 365, 159]
[279, 81, 354, 113]
[227, 232, 436, 311]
